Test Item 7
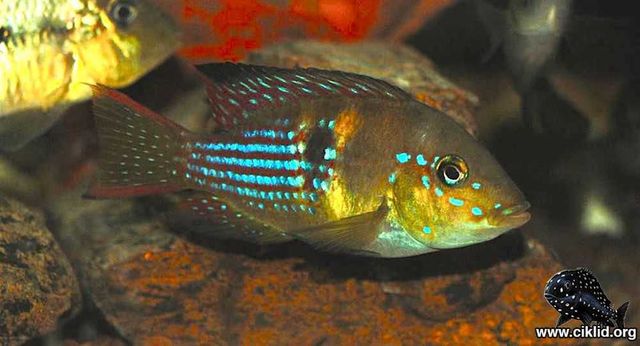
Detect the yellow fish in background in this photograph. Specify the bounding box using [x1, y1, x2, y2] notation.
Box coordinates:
[0, 0, 180, 150]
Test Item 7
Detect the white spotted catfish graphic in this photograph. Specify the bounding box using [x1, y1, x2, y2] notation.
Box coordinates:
[544, 268, 629, 327]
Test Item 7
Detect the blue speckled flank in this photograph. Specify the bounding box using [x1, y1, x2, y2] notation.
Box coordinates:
[435, 187, 444, 197]
[471, 182, 481, 190]
[494, 203, 502, 209]
[471, 207, 483, 216]
[421, 176, 430, 189]
[195, 142, 297, 155]
[388, 172, 397, 184]
[396, 152, 411, 163]
[416, 154, 428, 166]
[422, 226, 432, 234]
[449, 197, 464, 207]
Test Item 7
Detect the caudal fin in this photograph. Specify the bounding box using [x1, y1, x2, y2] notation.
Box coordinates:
[86, 85, 188, 198]
[616, 302, 629, 328]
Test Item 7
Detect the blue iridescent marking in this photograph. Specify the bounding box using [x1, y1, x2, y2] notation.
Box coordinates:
[324, 148, 337, 160]
[471, 182, 481, 190]
[258, 203, 264, 210]
[229, 98, 239, 106]
[221, 204, 228, 210]
[494, 203, 502, 209]
[257, 78, 270, 88]
[239, 81, 257, 93]
[449, 197, 464, 207]
[396, 152, 411, 163]
[318, 83, 332, 90]
[431, 156, 440, 169]
[274, 76, 288, 83]
[318, 119, 326, 127]
[295, 74, 310, 82]
[249, 99, 258, 105]
[263, 94, 273, 102]
[242, 129, 285, 139]
[416, 154, 428, 166]
[300, 87, 313, 94]
[199, 142, 296, 155]
[191, 166, 304, 188]
[287, 131, 295, 140]
[421, 176, 430, 189]
[471, 207, 483, 216]
[203, 156, 313, 172]
[435, 187, 444, 197]
[388, 172, 397, 184]
[423, 226, 432, 234]
[350, 88, 359, 94]
[328, 120, 336, 129]
[277, 86, 289, 93]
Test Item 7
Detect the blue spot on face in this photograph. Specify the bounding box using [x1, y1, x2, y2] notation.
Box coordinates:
[416, 154, 428, 166]
[388, 172, 397, 184]
[396, 153, 411, 163]
[435, 187, 444, 197]
[422, 226, 432, 234]
[494, 203, 502, 209]
[472, 182, 481, 190]
[471, 207, 483, 216]
[421, 176, 430, 189]
[431, 156, 440, 169]
[287, 131, 295, 140]
[449, 197, 464, 207]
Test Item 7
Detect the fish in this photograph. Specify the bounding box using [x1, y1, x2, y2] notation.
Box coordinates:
[0, 0, 180, 151]
[475, 0, 589, 139]
[85, 63, 531, 258]
[544, 268, 629, 328]
[475, 0, 573, 92]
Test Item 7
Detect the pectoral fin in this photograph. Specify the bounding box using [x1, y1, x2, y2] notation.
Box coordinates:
[556, 314, 571, 327]
[289, 201, 388, 255]
[581, 312, 593, 326]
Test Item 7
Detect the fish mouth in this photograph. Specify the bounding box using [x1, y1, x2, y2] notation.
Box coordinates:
[544, 293, 556, 301]
[494, 202, 531, 228]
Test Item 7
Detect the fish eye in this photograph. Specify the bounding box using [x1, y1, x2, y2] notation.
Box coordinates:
[110, 0, 138, 27]
[436, 155, 468, 187]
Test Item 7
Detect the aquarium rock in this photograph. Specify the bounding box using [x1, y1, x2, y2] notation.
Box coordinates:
[0, 196, 80, 345]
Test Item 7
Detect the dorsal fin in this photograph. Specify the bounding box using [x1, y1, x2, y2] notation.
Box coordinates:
[195, 63, 413, 130]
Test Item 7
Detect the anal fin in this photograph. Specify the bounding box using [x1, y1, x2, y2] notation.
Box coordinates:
[171, 191, 290, 244]
[289, 201, 388, 255]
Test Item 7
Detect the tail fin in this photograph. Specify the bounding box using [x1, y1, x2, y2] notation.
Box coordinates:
[86, 85, 188, 198]
[616, 302, 629, 328]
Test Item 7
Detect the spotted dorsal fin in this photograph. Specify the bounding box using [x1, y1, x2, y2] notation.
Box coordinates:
[194, 63, 412, 129]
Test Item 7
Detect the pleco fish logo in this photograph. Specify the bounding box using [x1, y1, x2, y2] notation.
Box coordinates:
[544, 268, 629, 328]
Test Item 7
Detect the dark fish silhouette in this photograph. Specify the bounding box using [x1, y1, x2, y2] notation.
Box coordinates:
[544, 268, 629, 327]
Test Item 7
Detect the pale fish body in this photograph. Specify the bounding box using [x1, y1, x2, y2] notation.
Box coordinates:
[87, 64, 531, 258]
[0, 0, 180, 150]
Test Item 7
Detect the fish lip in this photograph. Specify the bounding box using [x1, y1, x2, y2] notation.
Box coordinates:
[494, 202, 531, 228]
[544, 293, 556, 301]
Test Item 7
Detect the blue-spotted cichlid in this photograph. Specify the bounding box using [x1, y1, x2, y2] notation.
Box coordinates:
[86, 63, 531, 258]
[0, 0, 179, 150]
